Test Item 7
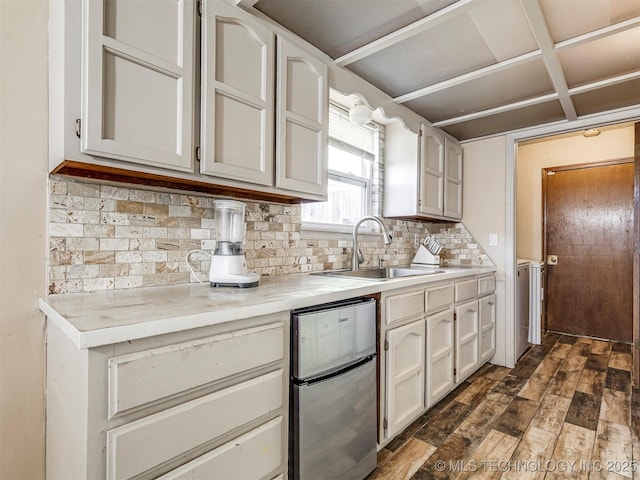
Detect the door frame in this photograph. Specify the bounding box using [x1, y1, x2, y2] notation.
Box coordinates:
[634, 123, 639, 386]
[503, 106, 640, 372]
[541, 158, 634, 334]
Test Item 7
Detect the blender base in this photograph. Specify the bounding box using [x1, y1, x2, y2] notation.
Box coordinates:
[208, 255, 260, 288]
[210, 280, 260, 288]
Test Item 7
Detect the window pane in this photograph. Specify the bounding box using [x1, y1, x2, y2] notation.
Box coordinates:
[302, 175, 367, 225]
[329, 107, 376, 154]
[327, 145, 372, 176]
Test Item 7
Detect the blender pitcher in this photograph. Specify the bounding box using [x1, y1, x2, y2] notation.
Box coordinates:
[208, 200, 259, 288]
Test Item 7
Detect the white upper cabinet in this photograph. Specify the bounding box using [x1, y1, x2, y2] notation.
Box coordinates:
[275, 36, 328, 196]
[82, 0, 195, 172]
[383, 122, 462, 221]
[51, 0, 328, 201]
[200, 5, 328, 199]
[419, 125, 445, 217]
[200, 0, 275, 185]
[443, 139, 463, 219]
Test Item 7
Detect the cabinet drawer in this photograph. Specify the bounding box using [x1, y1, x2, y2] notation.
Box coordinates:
[108, 321, 284, 417]
[454, 279, 478, 302]
[158, 416, 283, 480]
[477, 275, 496, 297]
[107, 370, 284, 480]
[425, 283, 453, 313]
[385, 290, 425, 325]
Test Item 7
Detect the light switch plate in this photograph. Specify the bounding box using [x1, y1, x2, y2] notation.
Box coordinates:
[489, 234, 498, 246]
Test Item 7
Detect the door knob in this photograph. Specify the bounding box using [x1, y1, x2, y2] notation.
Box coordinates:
[547, 255, 558, 265]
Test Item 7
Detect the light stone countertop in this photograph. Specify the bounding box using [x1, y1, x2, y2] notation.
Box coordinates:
[39, 266, 496, 349]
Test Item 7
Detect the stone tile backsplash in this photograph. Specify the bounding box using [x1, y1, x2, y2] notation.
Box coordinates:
[48, 175, 494, 294]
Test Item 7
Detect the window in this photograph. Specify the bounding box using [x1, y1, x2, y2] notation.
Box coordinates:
[302, 104, 380, 232]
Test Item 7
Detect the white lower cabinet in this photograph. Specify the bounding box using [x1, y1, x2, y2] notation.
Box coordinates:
[385, 319, 425, 439]
[479, 294, 497, 362]
[158, 416, 283, 480]
[454, 299, 480, 382]
[380, 273, 496, 446]
[107, 370, 284, 480]
[46, 313, 288, 480]
[426, 308, 454, 408]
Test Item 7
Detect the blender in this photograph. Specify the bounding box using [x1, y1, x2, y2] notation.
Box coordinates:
[209, 200, 260, 288]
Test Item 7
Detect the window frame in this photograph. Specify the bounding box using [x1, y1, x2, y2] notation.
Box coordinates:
[302, 103, 381, 236]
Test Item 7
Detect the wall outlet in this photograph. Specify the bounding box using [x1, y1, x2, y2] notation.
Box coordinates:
[489, 234, 498, 246]
[414, 233, 419, 246]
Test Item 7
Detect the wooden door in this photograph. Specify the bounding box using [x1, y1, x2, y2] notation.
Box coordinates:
[385, 320, 425, 439]
[443, 139, 463, 220]
[200, 0, 274, 185]
[544, 162, 634, 342]
[275, 36, 328, 197]
[82, 0, 195, 171]
[419, 125, 444, 216]
[426, 309, 454, 408]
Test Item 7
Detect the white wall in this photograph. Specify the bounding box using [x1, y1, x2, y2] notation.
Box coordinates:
[517, 125, 635, 261]
[0, 1, 48, 477]
[462, 136, 508, 366]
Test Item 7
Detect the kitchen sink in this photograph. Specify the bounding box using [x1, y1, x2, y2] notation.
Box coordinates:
[312, 267, 444, 281]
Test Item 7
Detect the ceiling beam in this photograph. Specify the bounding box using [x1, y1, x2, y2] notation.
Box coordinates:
[430, 69, 640, 127]
[335, 0, 489, 67]
[555, 16, 640, 52]
[393, 50, 542, 103]
[431, 93, 558, 127]
[392, 12, 640, 108]
[519, 0, 577, 121]
[234, 0, 259, 7]
[568, 70, 640, 95]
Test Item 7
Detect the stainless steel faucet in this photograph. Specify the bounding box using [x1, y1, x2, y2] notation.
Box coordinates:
[351, 216, 393, 270]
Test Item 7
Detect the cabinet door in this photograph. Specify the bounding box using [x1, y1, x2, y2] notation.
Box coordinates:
[426, 308, 454, 408]
[443, 139, 463, 219]
[454, 300, 479, 382]
[385, 320, 425, 438]
[82, 0, 195, 171]
[275, 36, 328, 197]
[201, 1, 274, 185]
[479, 294, 496, 362]
[418, 125, 444, 216]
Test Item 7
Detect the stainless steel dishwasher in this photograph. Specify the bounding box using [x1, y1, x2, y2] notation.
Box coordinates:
[290, 297, 377, 480]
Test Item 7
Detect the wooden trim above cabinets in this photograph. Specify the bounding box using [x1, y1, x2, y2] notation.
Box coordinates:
[52, 160, 316, 204]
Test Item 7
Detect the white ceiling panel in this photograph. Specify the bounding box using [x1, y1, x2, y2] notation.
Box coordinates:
[468, 0, 538, 61]
[250, 0, 640, 140]
[572, 78, 640, 116]
[539, 0, 640, 42]
[558, 27, 640, 87]
[254, 0, 457, 59]
[347, 13, 497, 97]
[441, 100, 566, 139]
[403, 59, 553, 122]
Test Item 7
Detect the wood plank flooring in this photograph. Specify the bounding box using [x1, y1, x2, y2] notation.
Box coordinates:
[368, 334, 639, 480]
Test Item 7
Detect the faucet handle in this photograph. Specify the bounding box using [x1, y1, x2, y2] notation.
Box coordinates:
[357, 248, 365, 265]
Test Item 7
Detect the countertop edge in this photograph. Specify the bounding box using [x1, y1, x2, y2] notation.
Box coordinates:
[41, 267, 497, 349]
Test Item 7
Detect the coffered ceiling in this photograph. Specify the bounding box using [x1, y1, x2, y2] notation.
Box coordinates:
[250, 0, 640, 140]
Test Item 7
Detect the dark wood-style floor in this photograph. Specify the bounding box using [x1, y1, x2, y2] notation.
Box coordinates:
[368, 334, 639, 479]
